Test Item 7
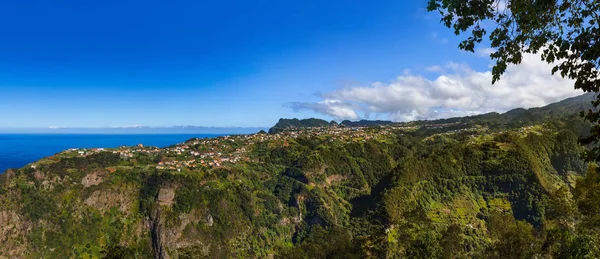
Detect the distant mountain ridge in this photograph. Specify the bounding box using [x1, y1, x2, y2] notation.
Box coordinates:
[420, 92, 595, 129]
[268, 118, 337, 133]
[270, 93, 596, 132]
[268, 118, 395, 133]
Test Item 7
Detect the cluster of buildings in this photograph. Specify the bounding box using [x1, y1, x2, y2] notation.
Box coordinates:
[239, 125, 413, 144]
[54, 120, 556, 174]
[65, 147, 107, 156]
[62, 122, 473, 172]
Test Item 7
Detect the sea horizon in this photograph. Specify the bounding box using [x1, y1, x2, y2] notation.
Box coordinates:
[0, 127, 268, 135]
[0, 133, 235, 173]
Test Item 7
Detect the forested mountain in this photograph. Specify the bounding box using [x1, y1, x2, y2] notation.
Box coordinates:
[1, 94, 599, 258]
[273, 93, 596, 132]
[438, 93, 596, 128]
[268, 118, 333, 133]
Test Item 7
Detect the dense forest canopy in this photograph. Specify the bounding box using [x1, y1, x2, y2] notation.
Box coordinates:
[269, 118, 332, 133]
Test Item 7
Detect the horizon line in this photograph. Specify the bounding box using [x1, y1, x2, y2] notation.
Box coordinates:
[0, 126, 270, 129]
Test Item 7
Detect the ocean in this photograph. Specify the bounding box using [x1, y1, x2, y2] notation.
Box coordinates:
[0, 134, 228, 173]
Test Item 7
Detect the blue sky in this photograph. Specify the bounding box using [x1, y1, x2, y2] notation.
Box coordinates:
[0, 0, 580, 128]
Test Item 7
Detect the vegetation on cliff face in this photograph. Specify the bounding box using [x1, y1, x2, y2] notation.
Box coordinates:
[268, 118, 332, 133]
[1, 95, 600, 258]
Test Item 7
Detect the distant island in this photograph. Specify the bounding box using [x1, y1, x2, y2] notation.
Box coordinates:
[0, 126, 268, 134]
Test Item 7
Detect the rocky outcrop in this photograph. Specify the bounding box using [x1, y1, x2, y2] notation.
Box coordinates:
[81, 170, 107, 187]
[206, 214, 214, 227]
[84, 189, 136, 215]
[325, 174, 345, 186]
[0, 210, 30, 257]
[148, 187, 178, 259]
[157, 188, 175, 206]
[149, 207, 167, 259]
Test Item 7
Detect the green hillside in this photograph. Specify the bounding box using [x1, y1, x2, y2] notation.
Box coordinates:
[268, 118, 332, 133]
[1, 94, 599, 258]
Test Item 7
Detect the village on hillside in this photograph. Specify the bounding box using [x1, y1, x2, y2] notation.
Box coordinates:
[50, 121, 519, 172]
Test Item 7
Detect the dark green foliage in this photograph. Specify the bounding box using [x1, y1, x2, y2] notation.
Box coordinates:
[21, 187, 57, 221]
[483, 212, 540, 259]
[555, 233, 600, 259]
[274, 175, 305, 205]
[269, 118, 331, 133]
[441, 224, 464, 259]
[47, 152, 122, 175]
[574, 166, 600, 230]
[100, 245, 141, 259]
[138, 171, 164, 216]
[277, 226, 364, 259]
[173, 181, 202, 213]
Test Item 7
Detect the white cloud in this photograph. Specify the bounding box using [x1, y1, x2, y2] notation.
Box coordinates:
[495, 0, 508, 12]
[425, 65, 443, 72]
[476, 47, 495, 57]
[286, 99, 360, 120]
[288, 53, 582, 121]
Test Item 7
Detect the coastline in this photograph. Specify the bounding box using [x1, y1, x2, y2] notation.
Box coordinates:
[0, 133, 237, 174]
